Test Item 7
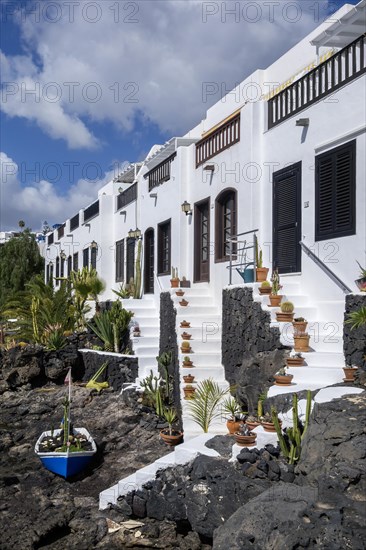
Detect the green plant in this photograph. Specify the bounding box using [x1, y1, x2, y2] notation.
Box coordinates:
[277, 366, 288, 376]
[162, 407, 178, 436]
[255, 239, 263, 268]
[44, 325, 67, 350]
[261, 281, 271, 288]
[281, 301, 294, 313]
[86, 361, 109, 392]
[187, 379, 229, 433]
[112, 284, 131, 299]
[184, 356, 191, 362]
[171, 267, 179, 280]
[257, 391, 267, 418]
[156, 351, 173, 405]
[272, 390, 312, 465]
[88, 311, 114, 351]
[271, 269, 282, 295]
[221, 396, 242, 420]
[181, 340, 190, 349]
[345, 306, 366, 330]
[356, 261, 366, 278]
[294, 317, 306, 322]
[140, 370, 165, 417]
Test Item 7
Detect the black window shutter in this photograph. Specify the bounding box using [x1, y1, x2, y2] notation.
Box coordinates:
[315, 140, 356, 241]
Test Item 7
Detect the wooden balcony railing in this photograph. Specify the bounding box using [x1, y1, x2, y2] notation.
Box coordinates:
[117, 183, 137, 210]
[196, 113, 240, 167]
[144, 153, 176, 192]
[268, 34, 366, 129]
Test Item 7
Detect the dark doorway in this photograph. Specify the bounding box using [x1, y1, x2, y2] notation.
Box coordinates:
[194, 198, 210, 282]
[144, 228, 155, 294]
[273, 162, 302, 274]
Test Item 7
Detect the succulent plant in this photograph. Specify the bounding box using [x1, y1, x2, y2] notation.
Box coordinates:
[181, 341, 191, 349]
[261, 280, 271, 288]
[281, 301, 294, 313]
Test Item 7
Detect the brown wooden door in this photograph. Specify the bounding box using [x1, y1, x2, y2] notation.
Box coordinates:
[144, 228, 154, 294]
[194, 199, 210, 282]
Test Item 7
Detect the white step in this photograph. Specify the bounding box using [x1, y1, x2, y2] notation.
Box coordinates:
[304, 351, 345, 367]
[180, 366, 226, 380]
[179, 352, 222, 366]
[267, 375, 344, 397]
[134, 345, 159, 357]
[175, 306, 220, 317]
[132, 326, 159, 337]
[132, 336, 160, 347]
[286, 365, 344, 382]
[179, 339, 221, 353]
[130, 316, 160, 327]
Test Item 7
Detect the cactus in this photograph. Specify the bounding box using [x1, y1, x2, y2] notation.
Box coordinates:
[281, 301, 294, 313]
[261, 281, 271, 288]
[134, 239, 142, 298]
[271, 390, 312, 464]
[257, 398, 264, 418]
[255, 237, 263, 268]
[181, 340, 191, 349]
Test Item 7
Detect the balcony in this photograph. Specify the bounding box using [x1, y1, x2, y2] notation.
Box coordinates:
[84, 200, 99, 223]
[268, 34, 365, 129]
[144, 153, 176, 192]
[57, 224, 65, 239]
[117, 183, 137, 210]
[196, 112, 240, 168]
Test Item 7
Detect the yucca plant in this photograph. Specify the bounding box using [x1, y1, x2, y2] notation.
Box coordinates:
[187, 379, 229, 433]
[43, 325, 67, 351]
[162, 407, 178, 436]
[88, 311, 114, 351]
[345, 306, 366, 330]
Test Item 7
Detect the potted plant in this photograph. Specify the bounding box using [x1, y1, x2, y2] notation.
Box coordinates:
[159, 408, 183, 446]
[181, 340, 192, 354]
[180, 276, 191, 288]
[187, 379, 229, 433]
[245, 396, 264, 430]
[176, 289, 185, 297]
[182, 356, 194, 367]
[183, 373, 195, 384]
[343, 364, 358, 382]
[269, 269, 283, 307]
[274, 366, 294, 386]
[221, 396, 244, 435]
[294, 332, 310, 352]
[170, 267, 180, 288]
[258, 281, 272, 295]
[276, 301, 295, 322]
[293, 317, 307, 335]
[286, 351, 305, 367]
[355, 261, 366, 292]
[132, 325, 141, 337]
[255, 242, 269, 282]
[261, 411, 282, 433]
[234, 423, 257, 447]
[180, 320, 191, 328]
[183, 384, 196, 399]
[181, 331, 192, 340]
[179, 298, 189, 307]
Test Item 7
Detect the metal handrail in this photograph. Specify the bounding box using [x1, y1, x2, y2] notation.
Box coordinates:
[300, 241, 351, 294]
[228, 229, 259, 285]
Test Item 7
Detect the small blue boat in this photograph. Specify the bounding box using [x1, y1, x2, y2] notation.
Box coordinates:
[35, 427, 97, 478]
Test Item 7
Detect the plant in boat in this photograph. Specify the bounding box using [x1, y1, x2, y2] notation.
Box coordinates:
[272, 391, 312, 464]
[187, 378, 229, 433]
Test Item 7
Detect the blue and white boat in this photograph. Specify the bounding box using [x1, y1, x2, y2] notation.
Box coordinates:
[35, 427, 97, 478]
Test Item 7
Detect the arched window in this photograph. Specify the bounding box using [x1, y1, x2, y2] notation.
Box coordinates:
[215, 189, 237, 261]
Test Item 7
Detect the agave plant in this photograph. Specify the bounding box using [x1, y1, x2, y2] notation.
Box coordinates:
[345, 306, 366, 330]
[162, 407, 178, 436]
[187, 379, 229, 433]
[88, 311, 114, 351]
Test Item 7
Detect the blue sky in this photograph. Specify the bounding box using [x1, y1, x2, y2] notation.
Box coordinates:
[0, 0, 358, 231]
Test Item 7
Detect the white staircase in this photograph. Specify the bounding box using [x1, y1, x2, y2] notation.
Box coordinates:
[124, 296, 160, 384]
[170, 284, 229, 438]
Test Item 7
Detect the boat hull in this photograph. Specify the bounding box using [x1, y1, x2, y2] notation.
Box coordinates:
[35, 428, 97, 478]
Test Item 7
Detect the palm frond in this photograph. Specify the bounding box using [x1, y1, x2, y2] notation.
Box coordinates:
[187, 379, 229, 433]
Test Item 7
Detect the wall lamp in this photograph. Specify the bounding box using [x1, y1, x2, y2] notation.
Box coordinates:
[128, 228, 142, 239]
[181, 201, 192, 216]
[296, 118, 309, 127]
[60, 250, 67, 260]
[118, 186, 123, 193]
[90, 240, 98, 249]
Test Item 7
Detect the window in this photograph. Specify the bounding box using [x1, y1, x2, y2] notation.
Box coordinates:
[157, 220, 171, 275]
[315, 140, 356, 241]
[196, 112, 240, 167]
[73, 252, 79, 272]
[83, 248, 89, 268]
[70, 213, 79, 231]
[91, 246, 97, 270]
[60, 257, 65, 278]
[215, 189, 237, 261]
[116, 239, 125, 282]
[46, 264, 50, 283]
[57, 224, 65, 239]
[48, 233, 54, 245]
[55, 257, 60, 286]
[67, 255, 72, 275]
[83, 200, 99, 223]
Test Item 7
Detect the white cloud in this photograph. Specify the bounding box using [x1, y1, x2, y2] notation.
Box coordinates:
[1, 0, 330, 148]
[0, 151, 118, 231]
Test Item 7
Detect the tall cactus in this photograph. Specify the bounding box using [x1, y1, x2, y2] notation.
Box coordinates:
[134, 239, 142, 299]
[272, 390, 312, 465]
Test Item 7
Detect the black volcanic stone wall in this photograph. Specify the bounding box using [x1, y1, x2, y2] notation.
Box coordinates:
[222, 287, 284, 386]
[344, 294, 366, 371]
[159, 292, 181, 422]
[81, 351, 138, 391]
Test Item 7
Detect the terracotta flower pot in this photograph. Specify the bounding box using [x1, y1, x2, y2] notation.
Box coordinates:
[181, 332, 192, 340]
[274, 374, 294, 386]
[256, 267, 269, 282]
[269, 294, 283, 307]
[160, 430, 183, 446]
[355, 277, 366, 292]
[245, 420, 261, 431]
[293, 321, 308, 335]
[176, 290, 185, 297]
[179, 299, 189, 307]
[182, 360, 194, 368]
[276, 312, 295, 322]
[181, 345, 191, 353]
[343, 367, 357, 382]
[180, 321, 191, 328]
[183, 386, 196, 399]
[234, 432, 257, 447]
[262, 420, 282, 433]
[170, 279, 179, 288]
[183, 374, 195, 383]
[258, 286, 272, 295]
[226, 419, 243, 435]
[286, 357, 305, 367]
[294, 334, 310, 352]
